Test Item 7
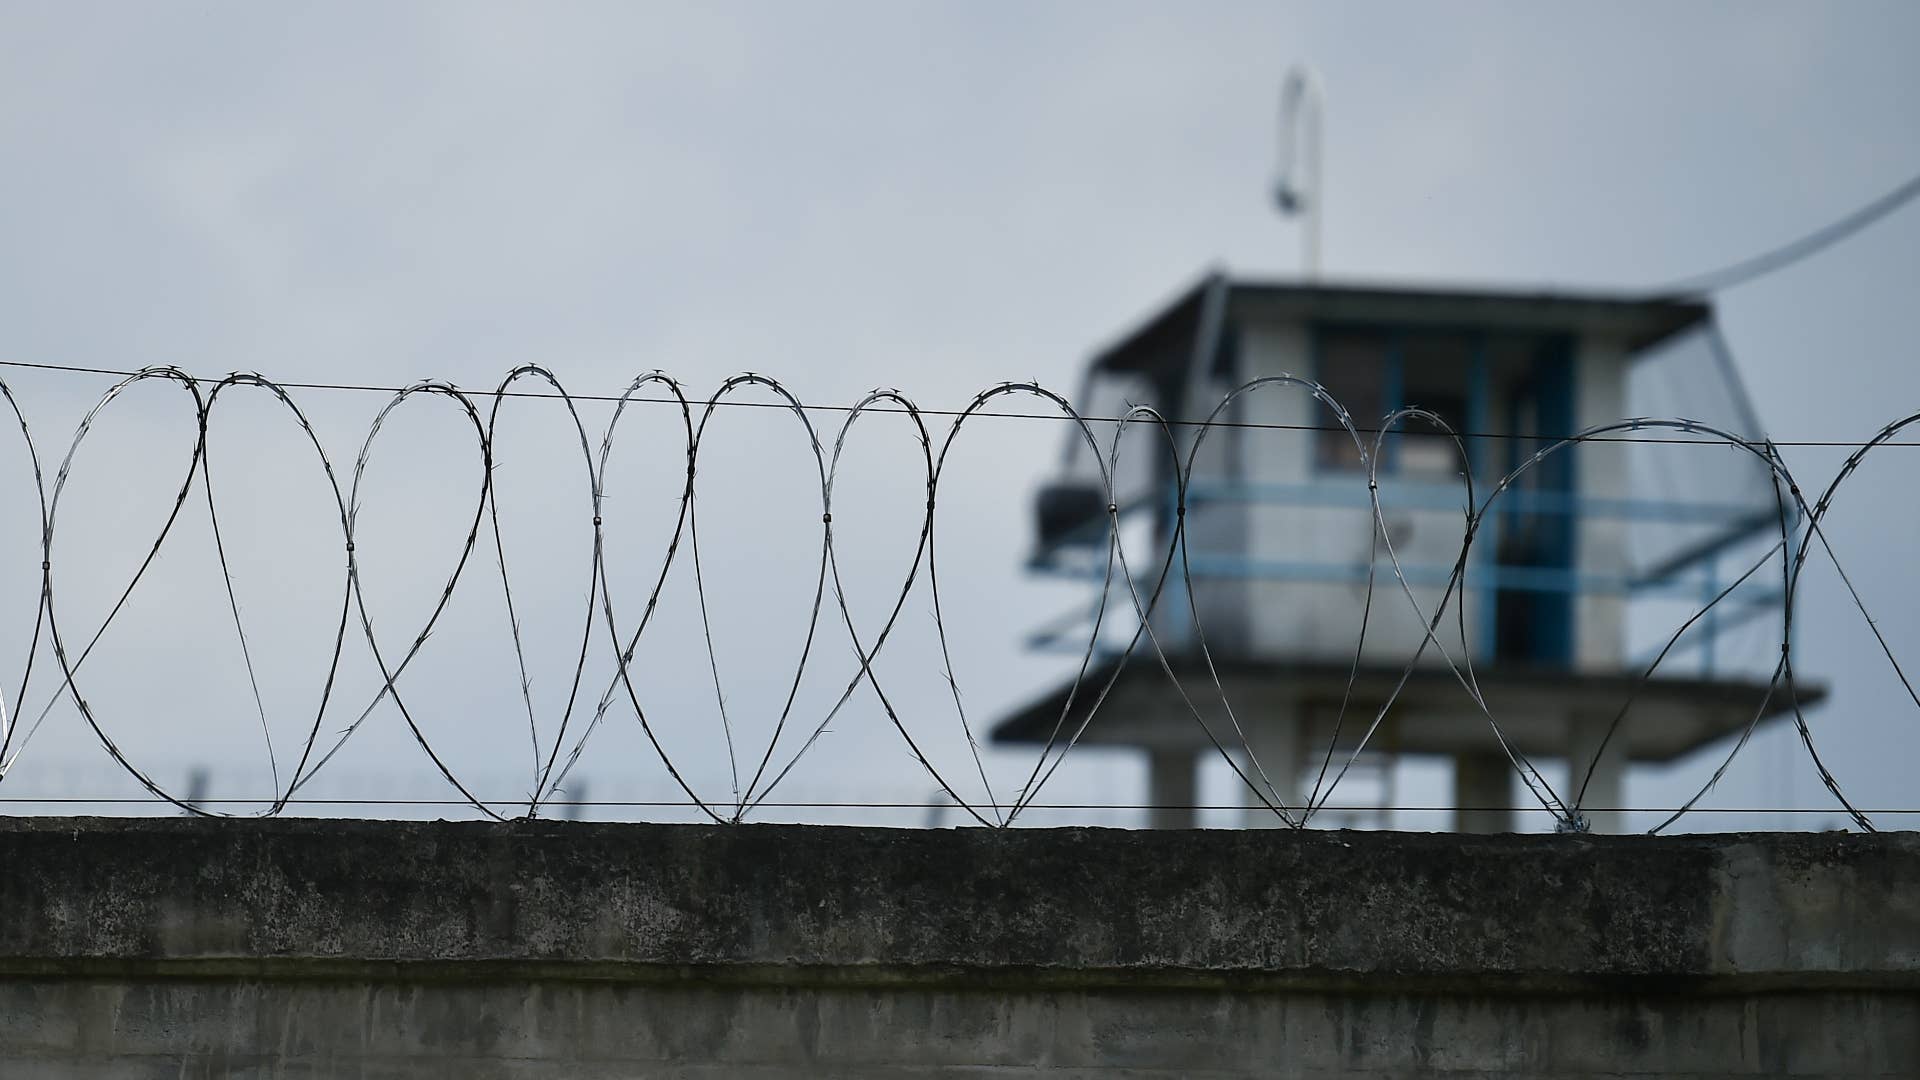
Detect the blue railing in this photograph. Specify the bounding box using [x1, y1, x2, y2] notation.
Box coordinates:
[1024, 478, 1785, 676]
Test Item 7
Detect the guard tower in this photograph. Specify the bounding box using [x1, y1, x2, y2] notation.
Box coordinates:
[993, 273, 1822, 832]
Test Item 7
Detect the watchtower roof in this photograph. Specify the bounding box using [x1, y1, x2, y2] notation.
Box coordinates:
[1092, 273, 1711, 378]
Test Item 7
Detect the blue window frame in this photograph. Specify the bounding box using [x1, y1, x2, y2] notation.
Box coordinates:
[1312, 322, 1580, 667]
[1310, 324, 1479, 480]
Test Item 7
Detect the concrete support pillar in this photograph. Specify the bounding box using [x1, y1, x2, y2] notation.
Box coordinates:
[1242, 714, 1300, 829]
[1567, 714, 1627, 834]
[1146, 749, 1198, 830]
[1453, 754, 1514, 834]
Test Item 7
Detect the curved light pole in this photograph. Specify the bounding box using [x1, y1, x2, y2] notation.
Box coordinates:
[1274, 65, 1324, 279]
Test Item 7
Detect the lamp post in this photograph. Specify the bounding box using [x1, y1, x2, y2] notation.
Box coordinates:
[1274, 64, 1324, 279]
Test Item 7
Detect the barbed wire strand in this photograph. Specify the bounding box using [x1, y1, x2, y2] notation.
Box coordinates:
[2, 357, 1917, 447]
[0, 366, 1912, 831]
[0, 796, 1913, 813]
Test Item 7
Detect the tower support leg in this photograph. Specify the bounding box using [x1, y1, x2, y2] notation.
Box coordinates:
[1454, 753, 1515, 834]
[1147, 749, 1199, 830]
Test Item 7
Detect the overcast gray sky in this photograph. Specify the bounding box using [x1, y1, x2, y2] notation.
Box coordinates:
[0, 1, 1916, 829]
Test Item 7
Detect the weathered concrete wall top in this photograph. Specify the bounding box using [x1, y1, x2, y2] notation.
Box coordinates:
[2, 817, 1915, 991]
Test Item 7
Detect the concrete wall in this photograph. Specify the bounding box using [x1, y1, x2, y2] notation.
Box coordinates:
[2, 819, 1916, 1077]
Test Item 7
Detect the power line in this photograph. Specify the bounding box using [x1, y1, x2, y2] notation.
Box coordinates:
[1656, 168, 1920, 295]
[0, 358, 1915, 448]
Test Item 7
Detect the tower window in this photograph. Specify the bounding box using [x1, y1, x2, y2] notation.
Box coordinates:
[1314, 327, 1474, 480]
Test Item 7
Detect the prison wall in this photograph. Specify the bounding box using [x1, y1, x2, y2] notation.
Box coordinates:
[0, 818, 1915, 1078]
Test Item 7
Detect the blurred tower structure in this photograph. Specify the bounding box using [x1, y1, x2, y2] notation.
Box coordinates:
[992, 273, 1821, 832]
